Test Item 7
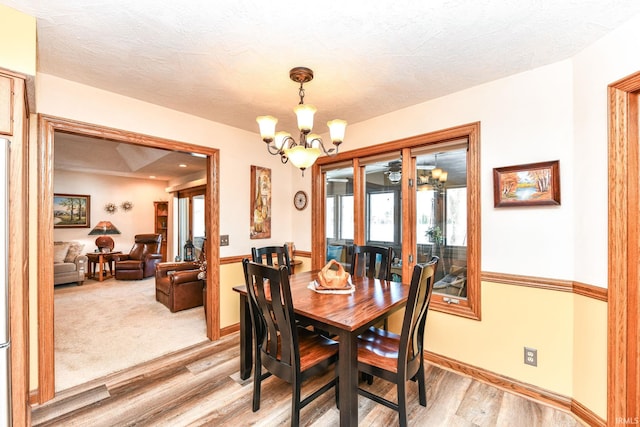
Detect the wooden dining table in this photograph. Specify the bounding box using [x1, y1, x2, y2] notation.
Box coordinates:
[233, 269, 411, 427]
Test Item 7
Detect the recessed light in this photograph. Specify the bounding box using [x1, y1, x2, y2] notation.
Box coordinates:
[149, 175, 156, 179]
[179, 164, 187, 168]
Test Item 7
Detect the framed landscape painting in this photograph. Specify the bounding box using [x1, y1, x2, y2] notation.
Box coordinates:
[493, 161, 560, 207]
[53, 194, 90, 228]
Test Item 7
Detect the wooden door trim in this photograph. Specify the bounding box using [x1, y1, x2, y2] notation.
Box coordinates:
[37, 114, 220, 403]
[608, 70, 640, 423]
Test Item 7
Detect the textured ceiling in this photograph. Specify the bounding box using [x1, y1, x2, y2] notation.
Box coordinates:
[4, 0, 640, 137]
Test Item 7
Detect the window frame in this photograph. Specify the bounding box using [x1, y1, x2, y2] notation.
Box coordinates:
[312, 123, 481, 320]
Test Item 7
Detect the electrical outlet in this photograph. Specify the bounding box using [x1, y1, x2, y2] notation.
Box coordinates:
[220, 235, 229, 246]
[524, 347, 537, 366]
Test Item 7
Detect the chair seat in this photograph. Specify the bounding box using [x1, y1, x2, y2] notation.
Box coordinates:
[116, 259, 143, 269]
[297, 327, 339, 371]
[358, 327, 401, 374]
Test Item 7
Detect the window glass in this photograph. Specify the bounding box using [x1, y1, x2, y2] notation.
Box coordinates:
[325, 167, 354, 269]
[326, 196, 335, 239]
[416, 148, 467, 299]
[369, 192, 395, 242]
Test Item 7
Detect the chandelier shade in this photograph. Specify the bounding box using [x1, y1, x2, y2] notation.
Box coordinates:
[257, 67, 346, 174]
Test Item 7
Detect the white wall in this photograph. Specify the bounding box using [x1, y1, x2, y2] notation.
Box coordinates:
[572, 14, 640, 287]
[36, 74, 297, 255]
[53, 170, 168, 253]
[338, 60, 576, 281]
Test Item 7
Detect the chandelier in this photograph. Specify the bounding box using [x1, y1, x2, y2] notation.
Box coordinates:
[418, 155, 448, 190]
[256, 67, 347, 175]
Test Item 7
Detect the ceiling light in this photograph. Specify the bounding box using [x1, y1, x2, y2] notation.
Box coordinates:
[179, 164, 187, 168]
[257, 67, 347, 175]
[149, 175, 156, 179]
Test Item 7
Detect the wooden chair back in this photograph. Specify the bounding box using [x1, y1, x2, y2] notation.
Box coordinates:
[350, 244, 393, 280]
[243, 259, 298, 379]
[400, 256, 438, 374]
[251, 244, 292, 275]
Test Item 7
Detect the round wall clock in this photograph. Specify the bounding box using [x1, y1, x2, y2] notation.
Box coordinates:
[294, 190, 308, 210]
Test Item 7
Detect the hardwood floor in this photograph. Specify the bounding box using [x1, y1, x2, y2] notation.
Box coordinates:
[31, 333, 583, 426]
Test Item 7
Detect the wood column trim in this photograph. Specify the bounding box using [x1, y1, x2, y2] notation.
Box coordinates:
[608, 70, 640, 424]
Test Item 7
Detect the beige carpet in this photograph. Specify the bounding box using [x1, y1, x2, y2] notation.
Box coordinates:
[54, 276, 207, 391]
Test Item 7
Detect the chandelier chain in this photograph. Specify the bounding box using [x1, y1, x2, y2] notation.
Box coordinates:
[298, 83, 305, 105]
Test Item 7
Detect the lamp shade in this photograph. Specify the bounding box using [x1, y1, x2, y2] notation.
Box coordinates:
[327, 119, 347, 143]
[88, 221, 121, 250]
[256, 115, 277, 142]
[294, 104, 317, 132]
[88, 221, 121, 235]
[284, 146, 321, 170]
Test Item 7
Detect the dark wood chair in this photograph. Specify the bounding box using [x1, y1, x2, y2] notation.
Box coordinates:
[242, 259, 339, 426]
[350, 244, 393, 281]
[356, 256, 439, 427]
[251, 244, 291, 274]
[351, 244, 393, 329]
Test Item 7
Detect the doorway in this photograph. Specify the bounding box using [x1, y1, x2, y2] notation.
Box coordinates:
[37, 115, 220, 403]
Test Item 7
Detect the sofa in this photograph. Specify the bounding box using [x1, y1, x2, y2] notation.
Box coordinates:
[54, 241, 88, 286]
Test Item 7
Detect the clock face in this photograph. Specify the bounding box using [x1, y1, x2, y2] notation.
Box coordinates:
[294, 191, 308, 210]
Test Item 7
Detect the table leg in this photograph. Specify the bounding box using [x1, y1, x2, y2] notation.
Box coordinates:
[338, 331, 358, 426]
[97, 254, 104, 282]
[239, 294, 252, 380]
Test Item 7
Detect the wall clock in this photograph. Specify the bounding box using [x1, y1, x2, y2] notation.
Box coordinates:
[294, 190, 308, 210]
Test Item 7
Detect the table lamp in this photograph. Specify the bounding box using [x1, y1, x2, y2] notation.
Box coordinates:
[88, 220, 121, 251]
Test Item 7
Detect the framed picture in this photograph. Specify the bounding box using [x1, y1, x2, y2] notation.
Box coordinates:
[53, 194, 91, 228]
[493, 160, 560, 207]
[250, 165, 271, 239]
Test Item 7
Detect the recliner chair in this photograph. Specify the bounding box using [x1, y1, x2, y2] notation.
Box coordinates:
[114, 234, 163, 280]
[155, 261, 204, 312]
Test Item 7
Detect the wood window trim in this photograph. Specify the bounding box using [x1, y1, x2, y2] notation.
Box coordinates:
[311, 122, 481, 320]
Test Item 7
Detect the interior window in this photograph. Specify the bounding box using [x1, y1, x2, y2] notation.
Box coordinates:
[314, 123, 480, 320]
[415, 147, 468, 299]
[325, 166, 354, 270]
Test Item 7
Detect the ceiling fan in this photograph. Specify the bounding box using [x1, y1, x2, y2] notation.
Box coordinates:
[384, 160, 436, 184]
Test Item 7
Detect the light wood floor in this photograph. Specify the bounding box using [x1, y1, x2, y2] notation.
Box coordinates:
[32, 333, 583, 426]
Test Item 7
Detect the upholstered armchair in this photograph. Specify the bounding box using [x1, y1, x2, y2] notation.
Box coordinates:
[155, 262, 204, 312]
[114, 234, 163, 280]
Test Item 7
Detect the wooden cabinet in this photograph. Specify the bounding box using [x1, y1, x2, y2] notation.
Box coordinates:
[154, 201, 169, 261]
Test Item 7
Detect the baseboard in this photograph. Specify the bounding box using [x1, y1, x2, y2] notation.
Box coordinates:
[29, 389, 39, 405]
[220, 323, 239, 336]
[424, 350, 603, 426]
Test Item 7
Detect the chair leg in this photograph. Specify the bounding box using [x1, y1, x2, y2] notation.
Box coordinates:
[398, 381, 408, 427]
[292, 377, 302, 427]
[252, 355, 262, 412]
[417, 364, 427, 407]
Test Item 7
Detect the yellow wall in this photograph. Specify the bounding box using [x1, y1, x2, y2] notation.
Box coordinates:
[0, 5, 36, 76]
[573, 294, 607, 417]
[219, 256, 312, 329]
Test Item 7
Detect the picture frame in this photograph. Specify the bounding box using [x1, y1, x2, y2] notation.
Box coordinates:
[53, 194, 91, 228]
[250, 165, 271, 239]
[493, 160, 560, 207]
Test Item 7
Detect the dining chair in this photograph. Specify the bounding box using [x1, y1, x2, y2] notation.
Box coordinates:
[242, 259, 339, 426]
[350, 244, 393, 330]
[356, 256, 439, 427]
[350, 244, 393, 281]
[251, 244, 292, 274]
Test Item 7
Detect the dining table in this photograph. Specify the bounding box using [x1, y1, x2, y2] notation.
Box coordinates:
[232, 269, 412, 427]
